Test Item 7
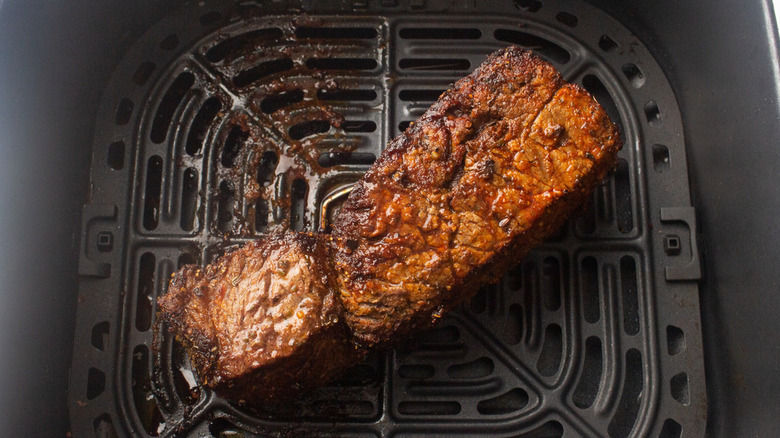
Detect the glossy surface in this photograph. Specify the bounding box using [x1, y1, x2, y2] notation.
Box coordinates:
[158, 233, 359, 404]
[333, 47, 621, 346]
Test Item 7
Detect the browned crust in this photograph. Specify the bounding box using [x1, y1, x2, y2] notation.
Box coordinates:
[332, 46, 622, 346]
[158, 233, 362, 404]
[157, 46, 623, 405]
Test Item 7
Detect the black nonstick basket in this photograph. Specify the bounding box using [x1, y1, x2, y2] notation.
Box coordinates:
[1, 0, 779, 437]
[70, 1, 705, 436]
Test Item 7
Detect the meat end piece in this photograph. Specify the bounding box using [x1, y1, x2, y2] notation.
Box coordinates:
[157, 233, 361, 404]
[332, 46, 622, 347]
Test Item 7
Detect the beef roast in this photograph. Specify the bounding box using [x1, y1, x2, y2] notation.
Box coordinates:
[332, 46, 622, 346]
[158, 46, 622, 404]
[157, 233, 361, 404]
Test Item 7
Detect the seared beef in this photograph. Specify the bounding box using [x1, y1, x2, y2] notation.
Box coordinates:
[158, 46, 622, 404]
[332, 46, 622, 346]
[157, 233, 361, 404]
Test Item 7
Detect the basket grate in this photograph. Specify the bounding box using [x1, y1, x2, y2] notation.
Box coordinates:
[70, 1, 706, 437]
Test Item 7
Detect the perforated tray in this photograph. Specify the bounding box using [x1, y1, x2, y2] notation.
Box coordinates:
[69, 1, 706, 436]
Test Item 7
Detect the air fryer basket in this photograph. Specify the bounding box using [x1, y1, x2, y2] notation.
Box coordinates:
[2, 0, 779, 437]
[68, 1, 707, 436]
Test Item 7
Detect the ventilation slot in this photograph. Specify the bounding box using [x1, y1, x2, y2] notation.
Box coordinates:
[289, 120, 330, 140]
[470, 287, 488, 313]
[172, 340, 198, 405]
[306, 58, 378, 70]
[653, 144, 670, 172]
[398, 58, 470, 71]
[296, 26, 377, 39]
[582, 74, 624, 137]
[93, 413, 119, 438]
[313, 400, 374, 415]
[87, 367, 106, 400]
[398, 121, 413, 132]
[255, 151, 272, 233]
[261, 89, 304, 113]
[573, 336, 603, 408]
[479, 283, 500, 316]
[659, 419, 683, 438]
[217, 181, 234, 233]
[342, 120, 377, 133]
[132, 345, 165, 436]
[450, 358, 496, 381]
[256, 151, 278, 187]
[599, 35, 618, 52]
[91, 321, 109, 351]
[198, 11, 222, 27]
[513, 0, 541, 12]
[150, 72, 194, 143]
[209, 418, 240, 437]
[615, 159, 633, 233]
[397, 401, 461, 416]
[233, 58, 294, 88]
[398, 364, 435, 379]
[107, 141, 124, 170]
[537, 324, 563, 377]
[542, 257, 562, 311]
[317, 88, 377, 101]
[159, 34, 179, 51]
[133, 61, 156, 86]
[399, 89, 445, 101]
[522, 262, 539, 343]
[115, 99, 133, 125]
[136, 253, 155, 332]
[180, 168, 199, 231]
[399, 28, 481, 39]
[290, 178, 308, 231]
[581, 256, 600, 323]
[504, 303, 524, 345]
[597, 184, 614, 223]
[667, 325, 686, 355]
[620, 256, 640, 335]
[556, 12, 578, 27]
[205, 28, 284, 63]
[577, 199, 596, 234]
[608, 349, 643, 438]
[177, 252, 196, 268]
[186, 97, 222, 156]
[221, 126, 248, 168]
[644, 100, 662, 126]
[142, 156, 163, 230]
[494, 29, 571, 64]
[253, 198, 267, 232]
[622, 63, 645, 88]
[477, 388, 529, 415]
[318, 152, 376, 167]
[670, 372, 690, 406]
[505, 264, 523, 291]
